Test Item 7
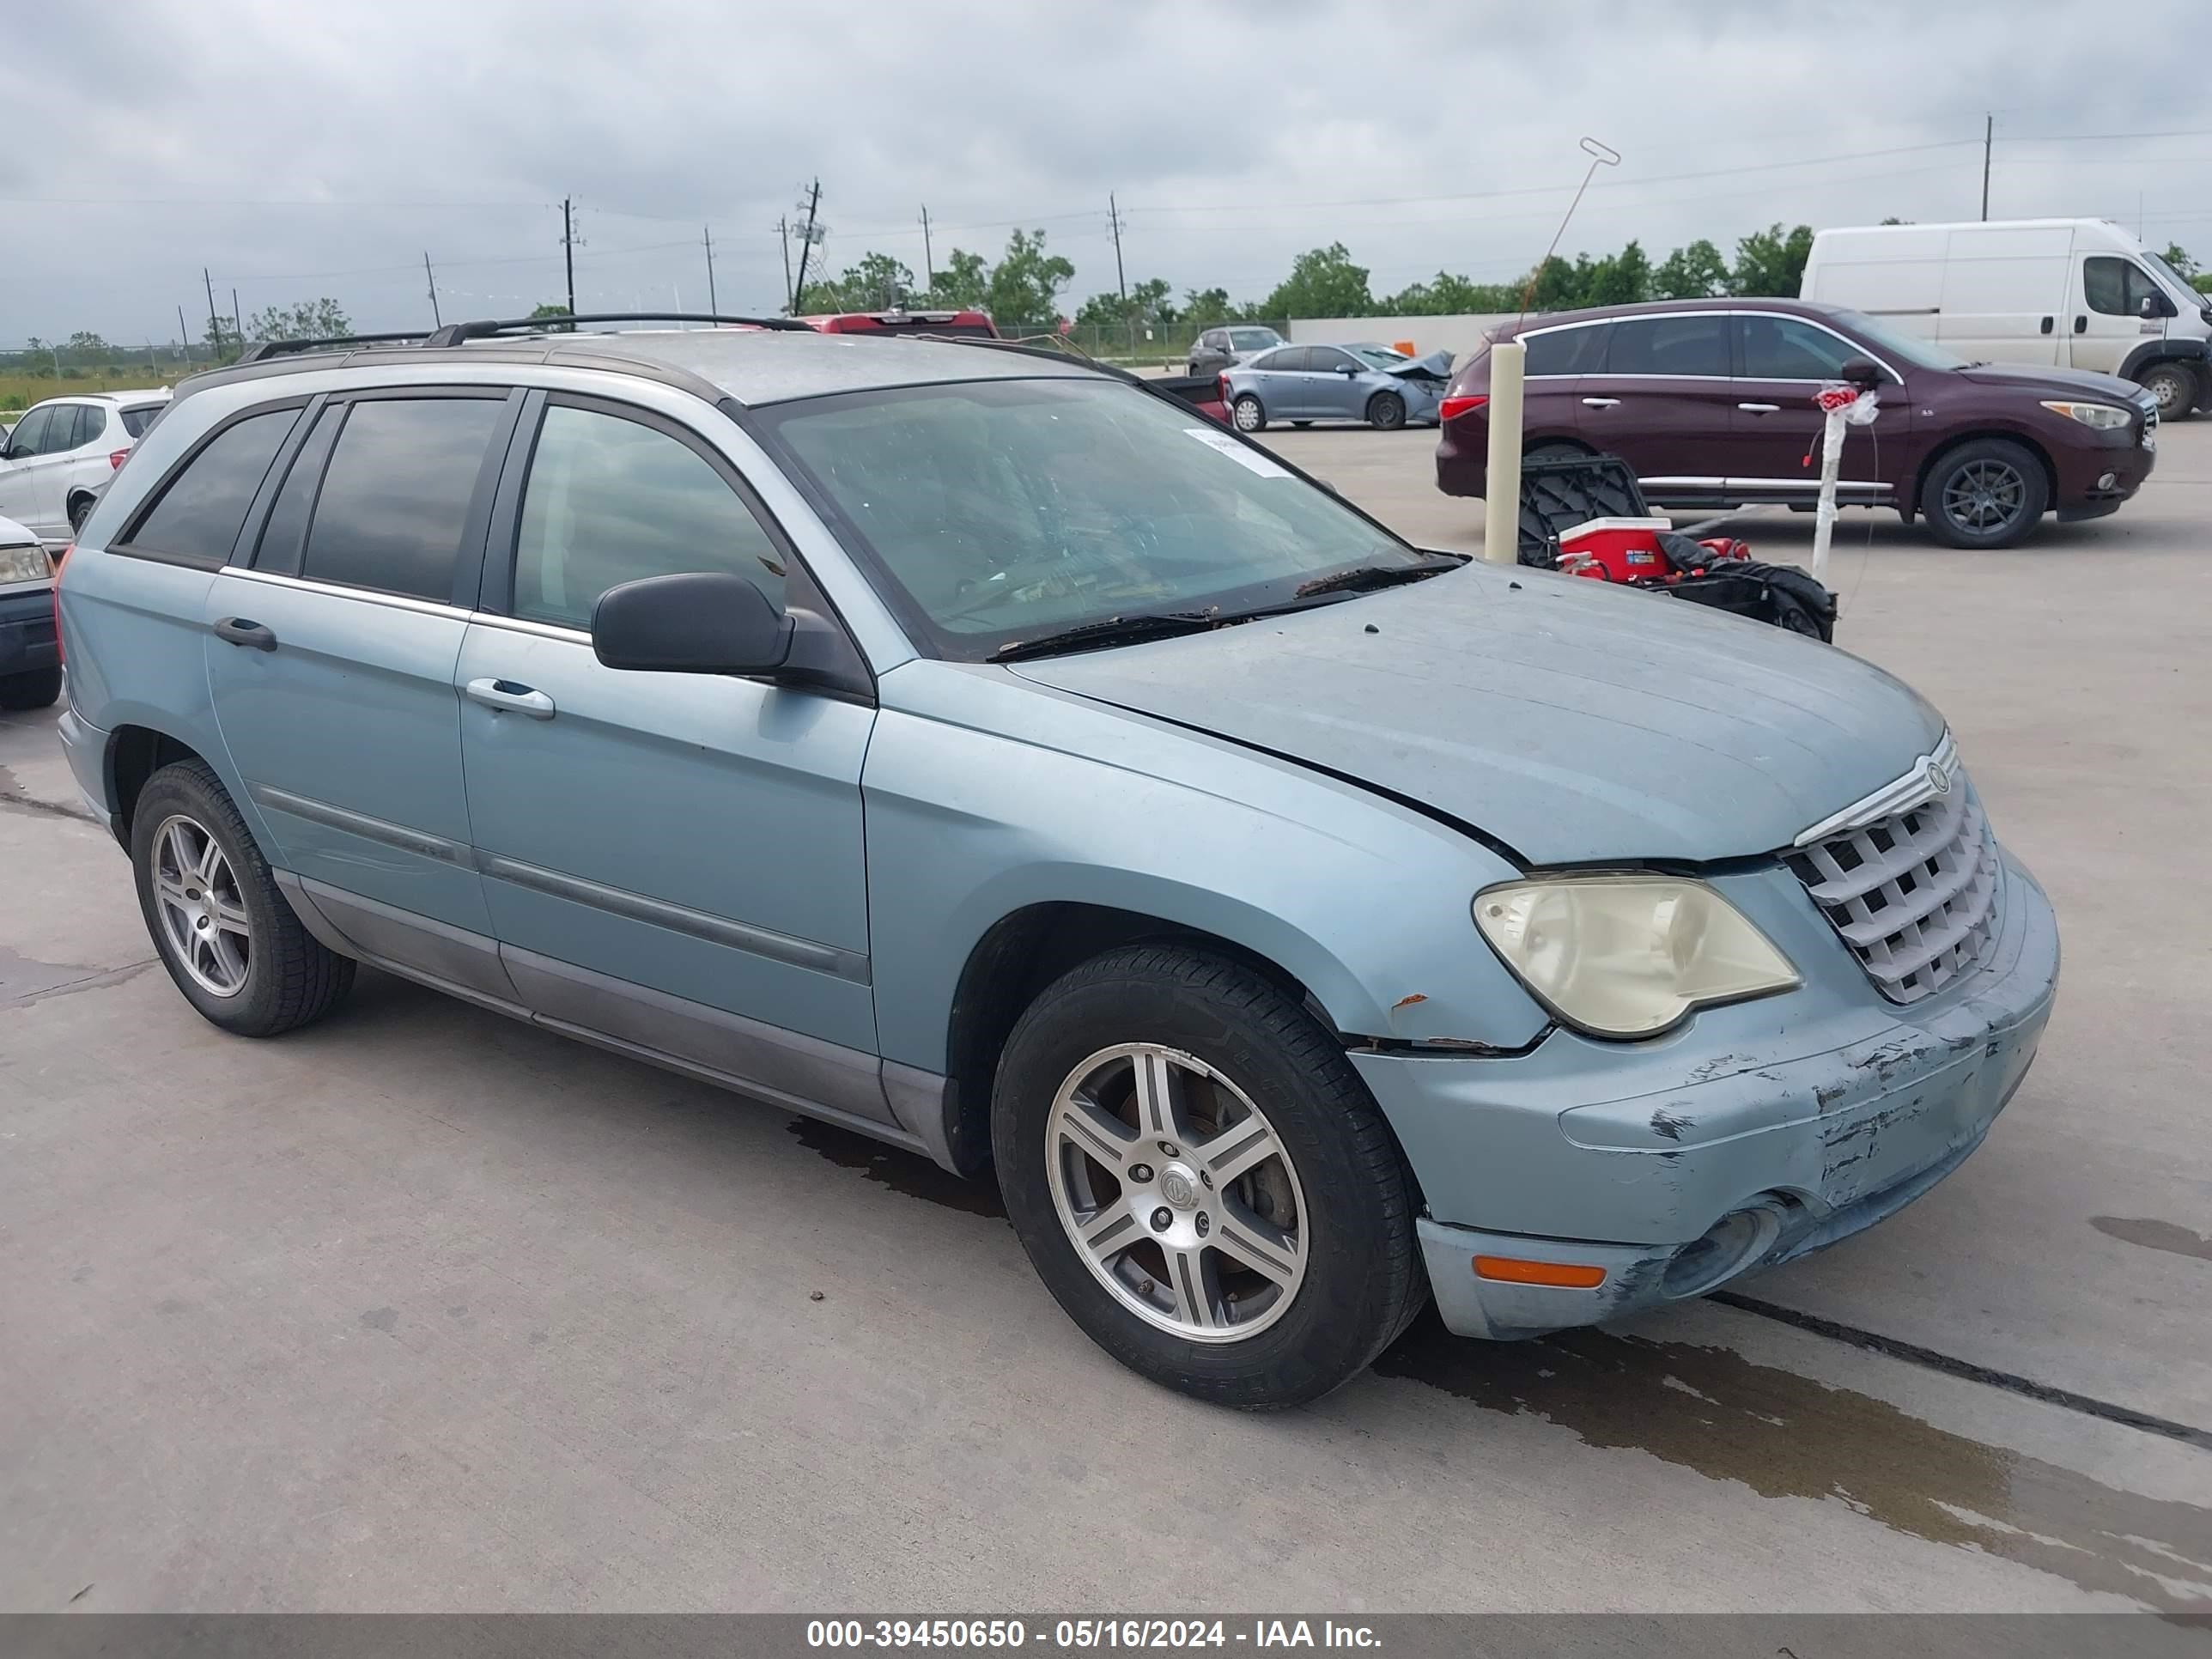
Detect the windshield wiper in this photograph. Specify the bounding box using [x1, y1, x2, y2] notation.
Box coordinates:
[986, 610, 1220, 663]
[1293, 552, 1466, 599]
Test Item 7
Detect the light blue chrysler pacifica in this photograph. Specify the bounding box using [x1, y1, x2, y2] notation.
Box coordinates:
[54, 318, 2057, 1406]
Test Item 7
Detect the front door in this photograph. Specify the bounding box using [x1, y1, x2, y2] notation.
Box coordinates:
[1304, 346, 1367, 420]
[1578, 311, 1738, 485]
[453, 393, 881, 1091]
[2070, 253, 2164, 377]
[205, 390, 516, 951]
[1728, 313, 1911, 501]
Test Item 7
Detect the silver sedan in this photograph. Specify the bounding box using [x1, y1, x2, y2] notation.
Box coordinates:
[1221, 342, 1453, 432]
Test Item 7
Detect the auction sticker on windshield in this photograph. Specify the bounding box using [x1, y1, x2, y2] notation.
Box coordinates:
[1183, 427, 1291, 477]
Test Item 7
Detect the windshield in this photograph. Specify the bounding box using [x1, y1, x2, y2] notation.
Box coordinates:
[1350, 344, 1410, 368]
[2143, 251, 2199, 306]
[1827, 308, 1968, 371]
[1227, 328, 1281, 351]
[755, 377, 1428, 661]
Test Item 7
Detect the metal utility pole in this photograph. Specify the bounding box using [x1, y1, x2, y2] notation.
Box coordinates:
[176, 305, 191, 366]
[1990, 113, 2008, 222]
[777, 217, 793, 310]
[203, 268, 223, 357]
[562, 197, 578, 314]
[1108, 193, 1133, 354]
[920, 204, 934, 289]
[231, 288, 243, 344]
[790, 179, 823, 312]
[424, 251, 441, 326]
[703, 226, 718, 313]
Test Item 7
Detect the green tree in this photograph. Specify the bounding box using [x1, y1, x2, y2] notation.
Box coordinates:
[528, 301, 574, 333]
[1263, 243, 1374, 319]
[1652, 239, 1730, 300]
[2160, 242, 2198, 279]
[1582, 240, 1652, 307]
[797, 251, 915, 313]
[1728, 223, 1815, 297]
[925, 248, 989, 310]
[1522, 255, 1587, 311]
[986, 228, 1075, 327]
[1381, 270, 1516, 314]
[246, 298, 352, 343]
[1181, 287, 1237, 326]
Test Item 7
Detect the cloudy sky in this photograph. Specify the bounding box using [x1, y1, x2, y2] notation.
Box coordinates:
[6, 0, 2211, 344]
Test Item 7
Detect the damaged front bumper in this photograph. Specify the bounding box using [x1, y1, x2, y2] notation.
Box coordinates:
[1352, 850, 2059, 1340]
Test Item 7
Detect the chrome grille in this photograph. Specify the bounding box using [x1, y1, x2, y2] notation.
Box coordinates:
[1786, 773, 2001, 1004]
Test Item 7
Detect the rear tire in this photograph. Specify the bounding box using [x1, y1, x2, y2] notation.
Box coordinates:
[131, 759, 356, 1037]
[1920, 438, 2048, 549]
[992, 944, 1423, 1409]
[68, 492, 94, 533]
[0, 665, 62, 710]
[1366, 391, 1407, 431]
[2136, 362, 2200, 422]
[1231, 395, 1267, 434]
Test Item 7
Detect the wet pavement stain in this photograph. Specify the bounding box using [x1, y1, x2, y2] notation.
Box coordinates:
[1375, 1312, 2212, 1611]
[2094, 1217, 2212, 1264]
[787, 1117, 1007, 1219]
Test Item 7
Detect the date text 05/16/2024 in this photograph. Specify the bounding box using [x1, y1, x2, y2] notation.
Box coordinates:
[805, 1620, 1382, 1649]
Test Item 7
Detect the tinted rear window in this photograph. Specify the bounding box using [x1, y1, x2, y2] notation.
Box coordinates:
[301, 398, 503, 602]
[1523, 323, 1611, 376]
[125, 408, 301, 565]
[1605, 313, 1729, 377]
[120, 404, 164, 439]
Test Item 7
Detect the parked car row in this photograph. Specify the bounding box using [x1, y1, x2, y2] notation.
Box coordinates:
[0, 387, 171, 543]
[55, 316, 2057, 1407]
[1223, 343, 1455, 432]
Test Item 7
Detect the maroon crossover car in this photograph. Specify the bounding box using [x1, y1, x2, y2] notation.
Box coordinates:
[1435, 298, 2158, 548]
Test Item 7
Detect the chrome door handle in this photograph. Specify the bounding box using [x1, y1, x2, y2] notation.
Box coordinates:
[1736, 402, 1781, 414]
[465, 678, 556, 719]
[1581, 396, 1620, 408]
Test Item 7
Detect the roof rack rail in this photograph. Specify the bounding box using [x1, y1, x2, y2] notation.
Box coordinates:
[234, 331, 441, 364]
[425, 311, 815, 346]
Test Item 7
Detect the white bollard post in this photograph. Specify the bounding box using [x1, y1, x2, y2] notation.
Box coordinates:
[1808, 404, 1848, 586]
[1481, 339, 1526, 565]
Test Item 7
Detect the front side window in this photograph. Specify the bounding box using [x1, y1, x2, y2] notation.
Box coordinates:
[1522, 323, 1611, 377]
[2084, 256, 2160, 318]
[6, 407, 55, 459]
[301, 397, 505, 602]
[757, 376, 1430, 661]
[1736, 315, 1867, 380]
[125, 407, 301, 564]
[1307, 347, 1358, 373]
[1604, 313, 1729, 376]
[512, 404, 786, 630]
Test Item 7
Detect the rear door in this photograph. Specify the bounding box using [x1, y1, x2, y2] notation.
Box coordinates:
[1582, 312, 1736, 485]
[1517, 319, 1611, 445]
[454, 392, 879, 1067]
[2070, 252, 2165, 376]
[204, 388, 520, 955]
[1729, 312, 1910, 500]
[1245, 346, 1310, 416]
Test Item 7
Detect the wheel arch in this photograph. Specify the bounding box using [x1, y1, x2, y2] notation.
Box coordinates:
[2118, 340, 2209, 384]
[1913, 428, 2057, 515]
[106, 721, 216, 848]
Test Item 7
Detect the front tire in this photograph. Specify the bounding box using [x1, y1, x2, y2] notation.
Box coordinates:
[1920, 438, 2048, 549]
[131, 759, 356, 1036]
[0, 665, 61, 709]
[2136, 362, 2200, 422]
[992, 945, 1422, 1409]
[1231, 394, 1267, 434]
[1366, 391, 1407, 431]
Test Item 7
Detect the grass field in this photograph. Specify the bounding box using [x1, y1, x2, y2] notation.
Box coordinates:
[1, 368, 192, 421]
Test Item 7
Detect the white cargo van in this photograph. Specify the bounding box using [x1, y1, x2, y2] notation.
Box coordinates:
[1800, 219, 2211, 418]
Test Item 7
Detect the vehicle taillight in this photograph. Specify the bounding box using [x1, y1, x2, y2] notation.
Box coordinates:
[1217, 371, 1231, 404]
[1439, 395, 1489, 422]
[108, 449, 130, 470]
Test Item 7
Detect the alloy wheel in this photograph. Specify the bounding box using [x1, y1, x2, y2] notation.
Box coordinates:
[1233, 398, 1263, 432]
[1045, 1042, 1309, 1343]
[1941, 459, 2027, 535]
[150, 813, 252, 998]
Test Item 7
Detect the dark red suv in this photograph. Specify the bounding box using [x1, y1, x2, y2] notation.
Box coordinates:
[1436, 298, 2159, 547]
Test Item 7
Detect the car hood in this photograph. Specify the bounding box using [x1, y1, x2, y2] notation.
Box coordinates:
[1381, 349, 1455, 383]
[1006, 562, 1943, 865]
[1954, 362, 2154, 405]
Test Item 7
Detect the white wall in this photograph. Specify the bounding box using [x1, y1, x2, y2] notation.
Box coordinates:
[1287, 312, 1516, 361]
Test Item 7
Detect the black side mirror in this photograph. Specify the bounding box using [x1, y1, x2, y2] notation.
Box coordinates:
[592, 570, 793, 675]
[1840, 356, 1883, 390]
[2139, 293, 2168, 321]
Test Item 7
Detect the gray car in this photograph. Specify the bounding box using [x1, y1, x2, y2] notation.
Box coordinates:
[1187, 324, 1285, 376]
[1223, 342, 1453, 432]
[56, 319, 2057, 1408]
